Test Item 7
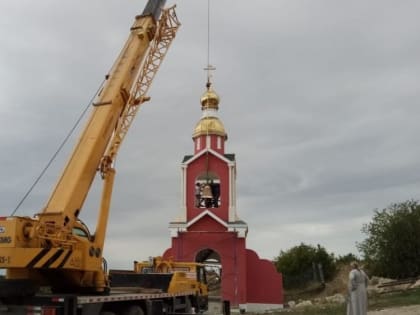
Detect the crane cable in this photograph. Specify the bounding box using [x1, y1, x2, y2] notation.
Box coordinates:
[10, 80, 105, 216]
[207, 0, 211, 75]
[205, 0, 212, 182]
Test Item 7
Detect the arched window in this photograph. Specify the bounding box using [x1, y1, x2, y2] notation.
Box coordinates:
[196, 137, 201, 151]
[194, 172, 221, 209]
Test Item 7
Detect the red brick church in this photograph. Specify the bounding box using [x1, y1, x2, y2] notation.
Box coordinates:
[162, 81, 283, 312]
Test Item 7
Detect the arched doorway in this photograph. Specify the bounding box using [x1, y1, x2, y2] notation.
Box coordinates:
[195, 248, 222, 298]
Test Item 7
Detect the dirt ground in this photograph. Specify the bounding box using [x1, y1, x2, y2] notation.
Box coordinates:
[368, 304, 420, 314]
[284, 264, 420, 314]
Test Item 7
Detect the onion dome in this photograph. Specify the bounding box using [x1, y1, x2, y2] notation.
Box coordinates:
[200, 88, 220, 110]
[193, 116, 226, 138]
[193, 84, 227, 140]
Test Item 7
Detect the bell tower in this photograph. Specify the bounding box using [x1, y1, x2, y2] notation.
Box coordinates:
[163, 80, 283, 311]
[176, 81, 244, 226]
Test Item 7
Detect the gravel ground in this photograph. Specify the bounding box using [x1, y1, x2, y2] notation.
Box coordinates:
[369, 304, 420, 315]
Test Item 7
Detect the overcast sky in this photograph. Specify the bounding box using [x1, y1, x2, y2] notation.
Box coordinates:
[1, 0, 420, 269]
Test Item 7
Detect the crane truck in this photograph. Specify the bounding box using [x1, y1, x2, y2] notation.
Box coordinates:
[0, 1, 208, 314]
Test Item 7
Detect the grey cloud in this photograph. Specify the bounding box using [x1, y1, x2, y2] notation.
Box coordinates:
[0, 0, 419, 267]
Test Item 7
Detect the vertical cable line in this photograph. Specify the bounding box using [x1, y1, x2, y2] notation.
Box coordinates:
[205, 0, 211, 182]
[207, 0, 211, 78]
[204, 0, 215, 85]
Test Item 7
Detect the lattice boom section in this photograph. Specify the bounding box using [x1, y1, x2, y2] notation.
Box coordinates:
[106, 6, 180, 161]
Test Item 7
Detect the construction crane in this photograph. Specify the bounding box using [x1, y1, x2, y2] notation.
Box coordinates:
[0, 0, 180, 298]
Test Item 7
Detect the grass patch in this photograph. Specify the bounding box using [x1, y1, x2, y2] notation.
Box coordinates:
[369, 288, 420, 310]
[274, 303, 345, 315]
[255, 288, 420, 315]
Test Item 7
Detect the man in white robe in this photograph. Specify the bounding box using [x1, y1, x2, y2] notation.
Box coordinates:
[347, 261, 369, 315]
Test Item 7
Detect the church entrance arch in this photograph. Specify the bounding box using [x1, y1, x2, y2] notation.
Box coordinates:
[195, 248, 222, 298]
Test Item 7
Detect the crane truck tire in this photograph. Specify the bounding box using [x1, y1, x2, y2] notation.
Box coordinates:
[122, 305, 144, 315]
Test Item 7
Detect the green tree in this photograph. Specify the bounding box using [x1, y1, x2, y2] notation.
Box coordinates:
[336, 253, 359, 265]
[358, 200, 420, 279]
[274, 243, 336, 289]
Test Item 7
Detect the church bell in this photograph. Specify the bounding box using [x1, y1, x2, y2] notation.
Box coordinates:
[202, 184, 213, 199]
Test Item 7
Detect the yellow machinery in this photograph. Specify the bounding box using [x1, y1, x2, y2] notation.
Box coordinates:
[0, 0, 180, 297]
[135, 256, 208, 296]
[109, 257, 209, 310]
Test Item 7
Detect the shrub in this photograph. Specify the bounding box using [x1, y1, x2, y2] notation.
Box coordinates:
[274, 243, 336, 289]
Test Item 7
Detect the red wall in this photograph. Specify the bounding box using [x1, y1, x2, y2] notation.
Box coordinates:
[246, 249, 283, 304]
[163, 225, 247, 306]
[163, 233, 284, 307]
[188, 215, 227, 232]
[194, 135, 225, 155]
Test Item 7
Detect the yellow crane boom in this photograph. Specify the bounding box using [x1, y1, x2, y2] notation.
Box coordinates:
[0, 0, 180, 296]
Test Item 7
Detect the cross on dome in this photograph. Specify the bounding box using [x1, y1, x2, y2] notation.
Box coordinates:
[201, 64, 219, 110]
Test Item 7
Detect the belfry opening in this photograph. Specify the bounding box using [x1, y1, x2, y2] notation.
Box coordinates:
[162, 82, 284, 312]
[195, 172, 221, 209]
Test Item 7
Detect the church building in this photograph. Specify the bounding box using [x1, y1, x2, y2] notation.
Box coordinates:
[162, 81, 283, 312]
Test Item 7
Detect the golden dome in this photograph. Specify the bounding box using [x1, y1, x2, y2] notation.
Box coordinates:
[193, 117, 227, 139]
[200, 88, 220, 110]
